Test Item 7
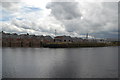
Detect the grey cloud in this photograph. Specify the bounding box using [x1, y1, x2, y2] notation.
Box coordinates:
[46, 2, 82, 20]
[1, 0, 21, 12]
[118, 2, 120, 39]
[46, 2, 118, 38]
[0, 0, 20, 2]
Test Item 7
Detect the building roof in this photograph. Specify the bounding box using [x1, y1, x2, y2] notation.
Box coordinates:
[55, 36, 71, 39]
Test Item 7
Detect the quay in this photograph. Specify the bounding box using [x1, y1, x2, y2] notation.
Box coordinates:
[0, 31, 119, 48]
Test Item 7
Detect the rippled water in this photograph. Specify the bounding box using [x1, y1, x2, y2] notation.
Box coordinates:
[2, 47, 118, 78]
[0, 48, 2, 79]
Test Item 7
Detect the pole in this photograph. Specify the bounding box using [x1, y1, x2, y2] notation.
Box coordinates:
[55, 29, 56, 36]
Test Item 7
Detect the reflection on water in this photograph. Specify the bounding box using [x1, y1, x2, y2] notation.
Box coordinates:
[2, 47, 118, 78]
[0, 48, 2, 79]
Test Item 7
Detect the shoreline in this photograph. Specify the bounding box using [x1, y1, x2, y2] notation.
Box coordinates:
[2, 42, 119, 48]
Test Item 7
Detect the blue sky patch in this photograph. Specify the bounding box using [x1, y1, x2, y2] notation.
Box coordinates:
[23, 6, 42, 13]
[0, 10, 14, 22]
[16, 18, 24, 20]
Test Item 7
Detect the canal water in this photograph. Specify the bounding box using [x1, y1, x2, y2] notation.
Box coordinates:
[0, 48, 2, 79]
[2, 47, 118, 78]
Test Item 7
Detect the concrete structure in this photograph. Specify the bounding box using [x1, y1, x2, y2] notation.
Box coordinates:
[2, 31, 54, 47]
[54, 36, 73, 42]
[72, 37, 83, 42]
[44, 36, 54, 42]
[95, 39, 107, 43]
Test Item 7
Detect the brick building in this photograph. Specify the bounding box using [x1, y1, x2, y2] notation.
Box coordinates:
[2, 31, 54, 47]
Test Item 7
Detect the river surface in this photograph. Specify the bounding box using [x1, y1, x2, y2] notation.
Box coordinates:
[0, 48, 2, 79]
[2, 47, 118, 78]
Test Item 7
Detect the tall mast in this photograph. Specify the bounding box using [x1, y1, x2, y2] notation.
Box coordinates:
[86, 33, 88, 39]
[55, 29, 57, 36]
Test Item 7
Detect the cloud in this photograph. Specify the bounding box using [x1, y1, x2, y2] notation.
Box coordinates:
[1, 0, 118, 39]
[1, 15, 66, 36]
[0, 1, 21, 12]
[46, 2, 82, 20]
[46, 2, 118, 38]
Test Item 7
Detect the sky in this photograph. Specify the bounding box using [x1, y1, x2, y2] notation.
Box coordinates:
[0, 0, 119, 39]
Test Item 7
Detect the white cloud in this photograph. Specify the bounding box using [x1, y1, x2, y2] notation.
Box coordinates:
[21, 0, 51, 9]
[1, 0, 118, 38]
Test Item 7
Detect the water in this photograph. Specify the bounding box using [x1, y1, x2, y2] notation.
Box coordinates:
[2, 47, 118, 78]
[0, 48, 2, 79]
